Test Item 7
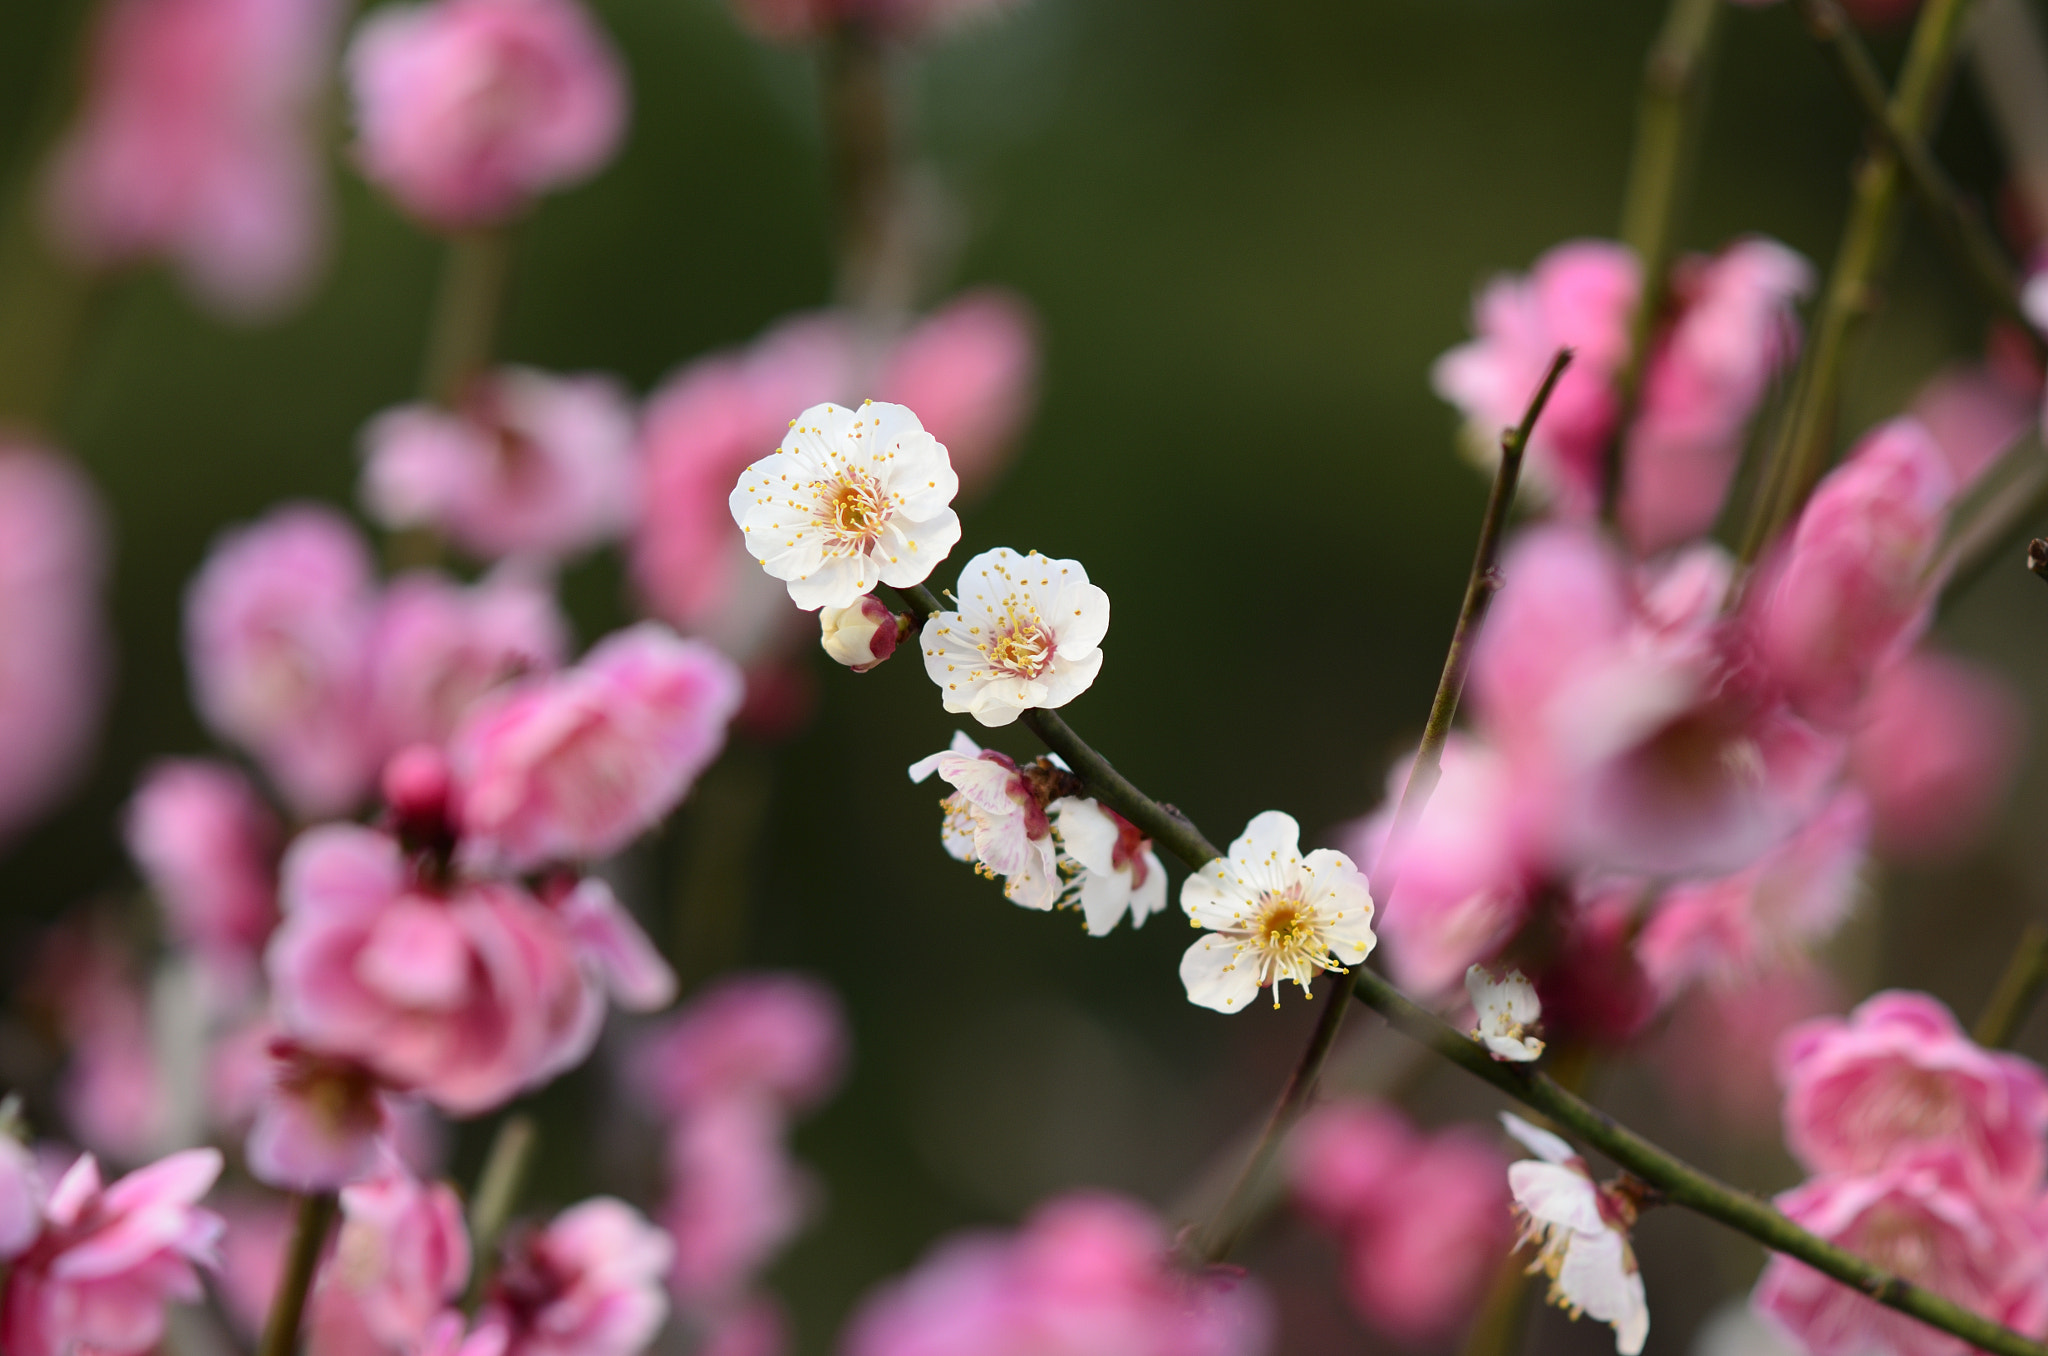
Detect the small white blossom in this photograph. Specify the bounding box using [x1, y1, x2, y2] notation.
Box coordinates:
[1050, 797, 1167, 936]
[1468, 964, 1545, 1062]
[1500, 1113, 1648, 1356]
[1179, 810, 1376, 1012]
[920, 548, 1109, 727]
[729, 401, 962, 611]
[909, 731, 1059, 909]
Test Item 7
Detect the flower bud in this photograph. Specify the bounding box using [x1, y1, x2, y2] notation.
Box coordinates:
[819, 596, 901, 672]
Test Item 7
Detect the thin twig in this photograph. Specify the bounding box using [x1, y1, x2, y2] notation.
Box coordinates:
[1973, 923, 2048, 1048]
[1931, 433, 2048, 612]
[1347, 967, 2048, 1356]
[255, 1192, 338, 1356]
[1794, 0, 2040, 346]
[462, 1113, 538, 1314]
[421, 228, 511, 407]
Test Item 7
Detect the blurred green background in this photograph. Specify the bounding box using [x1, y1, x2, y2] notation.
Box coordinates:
[3, 0, 2048, 1351]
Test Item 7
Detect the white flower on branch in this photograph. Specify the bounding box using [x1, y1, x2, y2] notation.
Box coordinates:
[1178, 810, 1376, 1013]
[1501, 1112, 1649, 1356]
[729, 401, 962, 611]
[1050, 796, 1167, 936]
[1468, 964, 1545, 1062]
[909, 731, 1060, 910]
[919, 547, 1109, 727]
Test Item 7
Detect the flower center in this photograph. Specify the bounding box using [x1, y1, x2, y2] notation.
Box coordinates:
[1853, 1206, 1936, 1281]
[813, 470, 891, 554]
[1843, 1065, 1964, 1162]
[1242, 891, 1343, 1003]
[987, 623, 1055, 678]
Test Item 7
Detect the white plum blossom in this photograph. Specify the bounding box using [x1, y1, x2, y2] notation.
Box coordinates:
[1501, 1112, 1649, 1356]
[1050, 797, 1167, 936]
[920, 548, 1109, 727]
[1468, 964, 1545, 1062]
[1179, 810, 1376, 1012]
[729, 401, 962, 611]
[820, 595, 902, 672]
[909, 731, 1059, 910]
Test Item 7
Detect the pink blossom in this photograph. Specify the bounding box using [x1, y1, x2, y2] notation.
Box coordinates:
[368, 568, 570, 754]
[1910, 362, 2037, 487]
[1620, 238, 1811, 555]
[1470, 525, 1838, 878]
[267, 823, 594, 1115]
[840, 1193, 1272, 1356]
[34, 921, 170, 1165]
[877, 290, 1038, 497]
[416, 1313, 514, 1356]
[663, 1100, 812, 1308]
[0, 1148, 224, 1356]
[451, 624, 744, 871]
[1848, 649, 2024, 861]
[1754, 1147, 2048, 1356]
[185, 504, 379, 818]
[1285, 1100, 1414, 1235]
[1637, 792, 1868, 999]
[1432, 240, 1640, 518]
[0, 1137, 42, 1261]
[41, 0, 340, 316]
[347, 0, 626, 229]
[245, 1042, 395, 1192]
[1653, 967, 1839, 1139]
[1754, 418, 1956, 728]
[329, 1164, 473, 1353]
[1535, 886, 1660, 1047]
[632, 972, 848, 1119]
[0, 444, 109, 842]
[1778, 991, 2048, 1189]
[1346, 733, 1535, 997]
[124, 758, 280, 998]
[483, 1199, 672, 1356]
[361, 371, 637, 561]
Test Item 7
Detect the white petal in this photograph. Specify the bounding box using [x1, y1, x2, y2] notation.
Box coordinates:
[1485, 1034, 1544, 1063]
[1051, 798, 1120, 874]
[875, 509, 962, 587]
[1181, 861, 1256, 931]
[1075, 865, 1132, 937]
[1557, 1229, 1649, 1355]
[1129, 850, 1168, 926]
[1508, 1162, 1607, 1234]
[1180, 933, 1260, 1013]
[1231, 810, 1304, 872]
[1500, 1111, 1580, 1166]
[1004, 837, 1062, 911]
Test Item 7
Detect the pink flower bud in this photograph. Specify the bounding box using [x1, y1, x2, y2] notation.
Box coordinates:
[347, 0, 627, 229]
[384, 743, 458, 841]
[819, 595, 900, 671]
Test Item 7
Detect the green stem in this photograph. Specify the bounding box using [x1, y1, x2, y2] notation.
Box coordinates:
[462, 1113, 538, 1314]
[1740, 0, 1986, 564]
[1973, 922, 2048, 1048]
[421, 228, 511, 408]
[1349, 967, 2048, 1356]
[1604, 0, 1725, 522]
[255, 1192, 338, 1356]
[1794, 0, 2040, 346]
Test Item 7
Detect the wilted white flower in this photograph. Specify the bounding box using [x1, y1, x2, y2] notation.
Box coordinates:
[1050, 797, 1167, 936]
[820, 595, 902, 672]
[919, 548, 1109, 727]
[1501, 1112, 1648, 1356]
[729, 401, 962, 611]
[1468, 964, 1545, 1062]
[1179, 810, 1376, 1012]
[909, 732, 1059, 909]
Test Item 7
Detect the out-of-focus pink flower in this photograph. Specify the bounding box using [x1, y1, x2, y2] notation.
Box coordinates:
[0, 444, 109, 843]
[361, 371, 637, 562]
[1910, 362, 2037, 487]
[1755, 418, 1955, 728]
[1346, 734, 1535, 997]
[1471, 526, 1838, 878]
[841, 1192, 1272, 1356]
[723, 0, 1023, 43]
[1778, 991, 2048, 1189]
[417, 1313, 515, 1356]
[347, 0, 626, 229]
[1621, 238, 1811, 555]
[125, 758, 280, 998]
[1754, 1147, 2048, 1356]
[664, 1100, 812, 1308]
[632, 972, 848, 1120]
[210, 1192, 293, 1339]
[1286, 1100, 1511, 1345]
[1536, 886, 1660, 1048]
[0, 1148, 224, 1356]
[877, 290, 1038, 497]
[0, 1138, 42, 1261]
[267, 823, 594, 1115]
[451, 624, 744, 871]
[245, 1041, 394, 1192]
[1433, 240, 1640, 518]
[696, 1297, 788, 1356]
[34, 921, 170, 1165]
[368, 568, 570, 754]
[1848, 649, 2024, 861]
[1637, 792, 1868, 999]
[483, 1199, 672, 1356]
[42, 0, 340, 316]
[185, 504, 379, 818]
[329, 1164, 473, 1353]
[1654, 967, 1838, 1139]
